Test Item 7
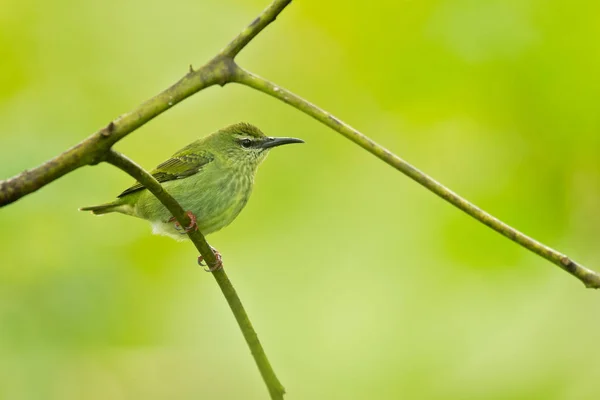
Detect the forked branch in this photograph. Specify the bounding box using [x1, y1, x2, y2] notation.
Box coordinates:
[0, 0, 292, 207]
[0, 0, 598, 398]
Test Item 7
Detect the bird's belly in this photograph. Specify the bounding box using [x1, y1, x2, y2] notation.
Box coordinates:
[138, 173, 252, 239]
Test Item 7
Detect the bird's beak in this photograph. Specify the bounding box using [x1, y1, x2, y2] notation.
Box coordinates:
[259, 136, 304, 149]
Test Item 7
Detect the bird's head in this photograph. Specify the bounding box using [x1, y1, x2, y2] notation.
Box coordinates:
[208, 122, 304, 168]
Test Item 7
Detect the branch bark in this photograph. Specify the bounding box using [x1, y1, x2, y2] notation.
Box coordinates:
[0, 1, 292, 399]
[0, 0, 292, 207]
[0, 0, 599, 397]
[229, 65, 600, 289]
[105, 150, 285, 399]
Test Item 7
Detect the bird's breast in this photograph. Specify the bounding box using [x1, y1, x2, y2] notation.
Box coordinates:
[185, 167, 255, 235]
[133, 165, 257, 239]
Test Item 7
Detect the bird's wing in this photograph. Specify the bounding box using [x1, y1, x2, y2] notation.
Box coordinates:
[117, 148, 214, 197]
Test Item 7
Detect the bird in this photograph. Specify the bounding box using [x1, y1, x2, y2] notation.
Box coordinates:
[80, 122, 304, 269]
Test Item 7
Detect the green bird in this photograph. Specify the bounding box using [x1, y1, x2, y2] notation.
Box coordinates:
[81, 122, 303, 267]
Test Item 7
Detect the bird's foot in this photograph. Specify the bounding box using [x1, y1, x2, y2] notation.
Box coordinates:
[197, 246, 223, 272]
[168, 211, 198, 233]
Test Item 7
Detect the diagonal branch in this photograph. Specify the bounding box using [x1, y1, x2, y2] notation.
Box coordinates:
[1, 2, 598, 399]
[105, 150, 285, 399]
[0, 0, 292, 207]
[230, 65, 600, 289]
[0, 1, 294, 399]
[220, 0, 292, 59]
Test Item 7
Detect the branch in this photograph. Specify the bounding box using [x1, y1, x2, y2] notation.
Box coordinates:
[105, 150, 285, 399]
[0, 64, 222, 206]
[220, 0, 292, 59]
[230, 65, 600, 289]
[1, 1, 599, 398]
[0, 0, 292, 207]
[0, 1, 293, 398]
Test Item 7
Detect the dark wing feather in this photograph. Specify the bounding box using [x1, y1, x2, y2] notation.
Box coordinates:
[118, 150, 214, 197]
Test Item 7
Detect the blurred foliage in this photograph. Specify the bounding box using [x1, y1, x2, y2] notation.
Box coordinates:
[1, 0, 600, 398]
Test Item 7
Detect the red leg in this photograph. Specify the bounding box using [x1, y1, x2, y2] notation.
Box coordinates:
[197, 247, 223, 272]
[168, 211, 198, 233]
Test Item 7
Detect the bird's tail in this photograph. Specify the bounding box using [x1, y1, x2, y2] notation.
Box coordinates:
[79, 201, 121, 215]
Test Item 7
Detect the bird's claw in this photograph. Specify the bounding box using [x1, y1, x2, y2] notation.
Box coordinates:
[198, 247, 223, 272]
[168, 211, 198, 233]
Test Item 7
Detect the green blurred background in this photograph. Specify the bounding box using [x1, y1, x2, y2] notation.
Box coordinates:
[1, 0, 600, 398]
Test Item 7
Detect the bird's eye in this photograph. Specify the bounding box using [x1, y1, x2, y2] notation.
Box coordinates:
[240, 139, 252, 148]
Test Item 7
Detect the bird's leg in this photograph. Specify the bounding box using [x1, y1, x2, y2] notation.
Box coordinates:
[168, 211, 198, 233]
[197, 246, 223, 272]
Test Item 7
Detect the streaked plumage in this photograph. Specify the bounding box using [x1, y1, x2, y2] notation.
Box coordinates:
[81, 123, 303, 240]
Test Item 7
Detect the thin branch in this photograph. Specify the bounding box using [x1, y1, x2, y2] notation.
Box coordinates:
[0, 0, 292, 207]
[1, 1, 598, 398]
[0, 1, 294, 398]
[105, 150, 285, 399]
[220, 0, 292, 59]
[231, 65, 600, 289]
[0, 64, 222, 206]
